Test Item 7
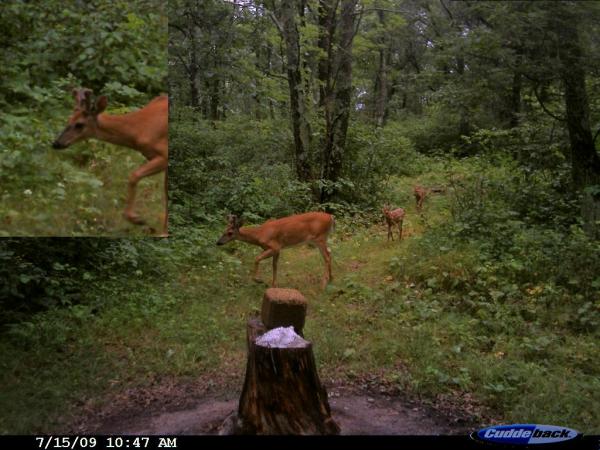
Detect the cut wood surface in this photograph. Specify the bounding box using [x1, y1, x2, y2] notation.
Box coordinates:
[261, 287, 307, 335]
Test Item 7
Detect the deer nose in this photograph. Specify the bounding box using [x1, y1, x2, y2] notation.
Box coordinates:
[52, 141, 66, 149]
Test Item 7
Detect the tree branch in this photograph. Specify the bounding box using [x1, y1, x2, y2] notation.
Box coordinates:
[533, 84, 565, 122]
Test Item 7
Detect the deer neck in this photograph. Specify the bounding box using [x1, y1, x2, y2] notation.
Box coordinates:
[94, 113, 139, 149]
[237, 226, 265, 247]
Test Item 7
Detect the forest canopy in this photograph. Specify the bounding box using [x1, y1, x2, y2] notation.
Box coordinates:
[169, 0, 600, 232]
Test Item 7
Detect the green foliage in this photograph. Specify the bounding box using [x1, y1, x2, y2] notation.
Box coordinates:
[0, 238, 167, 324]
[389, 158, 600, 335]
[1, 156, 598, 434]
[1, 1, 166, 105]
[393, 108, 465, 154]
[383, 158, 599, 429]
[339, 121, 422, 205]
[170, 114, 313, 224]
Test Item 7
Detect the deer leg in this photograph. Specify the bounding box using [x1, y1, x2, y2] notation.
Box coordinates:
[253, 248, 276, 284]
[271, 251, 280, 287]
[315, 240, 332, 288]
[124, 156, 167, 226]
[399, 220, 403, 241]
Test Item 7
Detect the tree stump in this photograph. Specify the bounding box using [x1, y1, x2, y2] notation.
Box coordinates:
[222, 287, 340, 435]
[261, 287, 307, 335]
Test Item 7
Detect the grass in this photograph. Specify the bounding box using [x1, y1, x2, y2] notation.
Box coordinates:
[0, 161, 598, 434]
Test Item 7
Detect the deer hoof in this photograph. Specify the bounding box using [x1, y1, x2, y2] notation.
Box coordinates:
[124, 212, 146, 225]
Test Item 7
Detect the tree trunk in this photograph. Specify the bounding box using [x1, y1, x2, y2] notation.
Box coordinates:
[373, 9, 389, 127]
[455, 52, 471, 140]
[201, 79, 210, 119]
[188, 29, 199, 109]
[189, 71, 199, 110]
[557, 24, 600, 189]
[267, 44, 276, 120]
[317, 0, 335, 108]
[280, 0, 312, 182]
[508, 51, 522, 128]
[553, 7, 600, 237]
[209, 78, 220, 120]
[321, 0, 358, 201]
[232, 318, 339, 435]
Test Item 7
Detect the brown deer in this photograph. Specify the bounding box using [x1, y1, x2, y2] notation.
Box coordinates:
[413, 185, 429, 212]
[52, 88, 168, 235]
[382, 205, 405, 241]
[216, 212, 335, 288]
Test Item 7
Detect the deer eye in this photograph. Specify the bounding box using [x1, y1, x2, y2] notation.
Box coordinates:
[74, 123, 84, 130]
[228, 231, 233, 235]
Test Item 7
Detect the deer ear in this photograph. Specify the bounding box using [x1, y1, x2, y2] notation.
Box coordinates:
[94, 96, 108, 114]
[236, 216, 245, 227]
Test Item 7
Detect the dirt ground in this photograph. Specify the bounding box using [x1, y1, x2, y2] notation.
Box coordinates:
[68, 376, 482, 435]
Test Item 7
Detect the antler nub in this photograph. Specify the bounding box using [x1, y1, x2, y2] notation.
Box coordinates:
[72, 88, 94, 112]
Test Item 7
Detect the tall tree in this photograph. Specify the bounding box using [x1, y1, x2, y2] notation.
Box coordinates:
[550, 3, 600, 236]
[320, 0, 360, 199]
[278, 0, 312, 181]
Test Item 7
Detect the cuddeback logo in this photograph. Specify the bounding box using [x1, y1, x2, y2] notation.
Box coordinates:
[473, 424, 580, 445]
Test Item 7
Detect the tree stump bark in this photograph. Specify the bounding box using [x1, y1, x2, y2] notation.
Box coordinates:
[261, 287, 307, 335]
[226, 316, 340, 435]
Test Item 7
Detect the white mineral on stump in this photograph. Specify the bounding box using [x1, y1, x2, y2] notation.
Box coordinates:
[255, 326, 309, 348]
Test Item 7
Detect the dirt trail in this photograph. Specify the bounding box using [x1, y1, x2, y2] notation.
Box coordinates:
[73, 384, 475, 435]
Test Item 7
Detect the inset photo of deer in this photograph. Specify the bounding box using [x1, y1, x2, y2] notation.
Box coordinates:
[382, 205, 405, 241]
[216, 212, 335, 289]
[53, 88, 168, 236]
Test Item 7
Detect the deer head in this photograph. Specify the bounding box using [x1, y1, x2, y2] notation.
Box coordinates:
[52, 88, 108, 149]
[216, 214, 245, 245]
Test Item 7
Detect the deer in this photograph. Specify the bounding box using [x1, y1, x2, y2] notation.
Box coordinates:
[52, 88, 168, 236]
[414, 185, 446, 213]
[413, 185, 429, 212]
[216, 212, 335, 288]
[382, 205, 405, 241]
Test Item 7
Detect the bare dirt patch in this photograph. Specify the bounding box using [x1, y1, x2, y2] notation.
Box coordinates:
[68, 378, 480, 435]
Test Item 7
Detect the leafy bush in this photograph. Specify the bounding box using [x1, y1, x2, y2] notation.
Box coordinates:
[339, 121, 422, 206]
[0, 233, 191, 328]
[391, 157, 599, 334]
[0, 0, 166, 106]
[170, 116, 314, 224]
[393, 106, 464, 154]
